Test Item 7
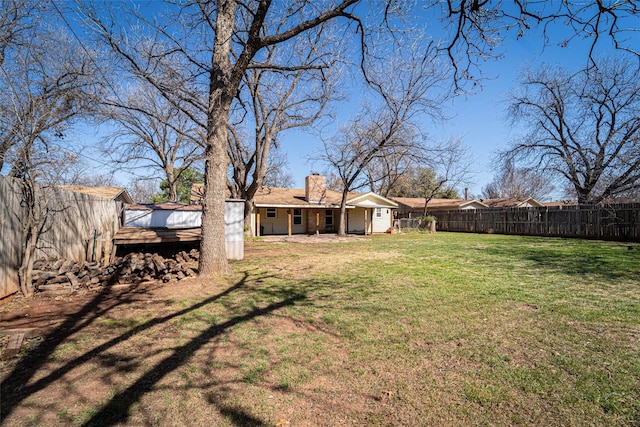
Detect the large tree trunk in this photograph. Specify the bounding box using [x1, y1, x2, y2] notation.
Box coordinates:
[198, 0, 236, 277]
[243, 199, 253, 235]
[200, 119, 232, 276]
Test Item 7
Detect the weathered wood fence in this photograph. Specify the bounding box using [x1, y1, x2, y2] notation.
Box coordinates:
[429, 204, 640, 242]
[0, 176, 122, 299]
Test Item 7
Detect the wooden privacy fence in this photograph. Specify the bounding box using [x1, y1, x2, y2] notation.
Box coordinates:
[0, 176, 121, 299]
[432, 204, 640, 242]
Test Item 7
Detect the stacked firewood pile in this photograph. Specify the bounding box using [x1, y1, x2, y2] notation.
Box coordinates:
[32, 250, 200, 296]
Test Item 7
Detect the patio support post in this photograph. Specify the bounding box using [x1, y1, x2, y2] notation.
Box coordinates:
[316, 211, 320, 235]
[287, 209, 292, 236]
[256, 210, 261, 237]
[364, 209, 368, 235]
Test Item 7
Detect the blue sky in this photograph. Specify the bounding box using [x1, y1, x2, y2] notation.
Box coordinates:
[279, 19, 615, 200]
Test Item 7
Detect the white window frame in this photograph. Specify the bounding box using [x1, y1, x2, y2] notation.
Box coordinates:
[266, 208, 277, 218]
[293, 209, 302, 225]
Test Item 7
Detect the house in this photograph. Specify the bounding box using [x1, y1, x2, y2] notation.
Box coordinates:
[57, 185, 134, 204]
[392, 197, 488, 218]
[191, 174, 398, 236]
[481, 197, 545, 208]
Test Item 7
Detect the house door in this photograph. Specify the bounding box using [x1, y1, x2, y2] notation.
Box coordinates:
[372, 207, 390, 233]
[325, 209, 334, 232]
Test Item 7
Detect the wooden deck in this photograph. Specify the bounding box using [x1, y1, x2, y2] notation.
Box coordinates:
[113, 227, 202, 245]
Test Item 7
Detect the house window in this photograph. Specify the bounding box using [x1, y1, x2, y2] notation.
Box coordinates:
[325, 210, 333, 226]
[375, 208, 382, 218]
[266, 208, 277, 218]
[293, 209, 302, 225]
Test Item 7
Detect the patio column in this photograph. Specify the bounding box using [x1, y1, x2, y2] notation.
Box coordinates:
[364, 209, 368, 235]
[256, 210, 261, 237]
[316, 211, 320, 235]
[287, 209, 292, 236]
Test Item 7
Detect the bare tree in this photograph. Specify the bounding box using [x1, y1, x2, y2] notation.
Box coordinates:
[430, 1, 640, 92]
[0, 0, 35, 68]
[362, 126, 420, 198]
[504, 57, 640, 204]
[262, 148, 294, 188]
[387, 137, 473, 215]
[100, 83, 205, 202]
[482, 159, 555, 200]
[0, 12, 98, 295]
[127, 178, 160, 204]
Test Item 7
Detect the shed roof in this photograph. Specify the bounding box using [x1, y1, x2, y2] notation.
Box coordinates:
[58, 185, 133, 204]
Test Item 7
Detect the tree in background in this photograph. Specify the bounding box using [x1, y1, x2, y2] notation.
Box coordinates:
[127, 179, 159, 204]
[482, 159, 554, 200]
[378, 136, 473, 211]
[99, 83, 205, 203]
[262, 149, 294, 188]
[504, 58, 640, 204]
[152, 167, 204, 204]
[322, 40, 451, 235]
[362, 126, 421, 198]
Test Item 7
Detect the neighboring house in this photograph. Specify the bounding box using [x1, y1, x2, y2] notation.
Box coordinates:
[192, 174, 398, 235]
[57, 185, 134, 205]
[543, 200, 578, 208]
[481, 197, 545, 208]
[392, 197, 488, 218]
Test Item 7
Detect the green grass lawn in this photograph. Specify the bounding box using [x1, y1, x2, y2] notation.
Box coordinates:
[2, 232, 639, 426]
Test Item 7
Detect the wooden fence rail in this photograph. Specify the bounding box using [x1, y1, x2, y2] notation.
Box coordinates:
[429, 204, 640, 242]
[0, 176, 122, 299]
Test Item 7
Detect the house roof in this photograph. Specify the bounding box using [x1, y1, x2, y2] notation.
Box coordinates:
[543, 200, 578, 208]
[191, 183, 397, 209]
[481, 197, 545, 208]
[58, 185, 134, 204]
[392, 197, 488, 210]
[253, 186, 397, 208]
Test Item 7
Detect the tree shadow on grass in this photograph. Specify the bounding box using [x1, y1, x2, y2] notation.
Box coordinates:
[1, 270, 303, 426]
[479, 239, 639, 282]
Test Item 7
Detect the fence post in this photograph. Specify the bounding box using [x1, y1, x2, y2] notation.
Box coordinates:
[597, 206, 601, 240]
[545, 207, 549, 236]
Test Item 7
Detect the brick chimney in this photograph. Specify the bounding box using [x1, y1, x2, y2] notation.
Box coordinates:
[305, 173, 326, 204]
